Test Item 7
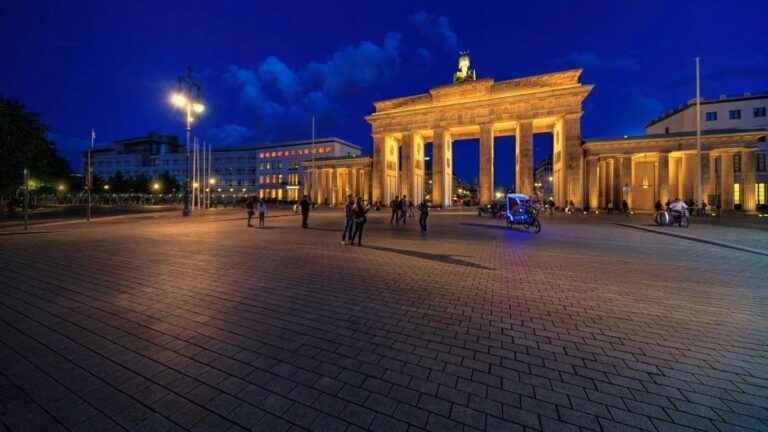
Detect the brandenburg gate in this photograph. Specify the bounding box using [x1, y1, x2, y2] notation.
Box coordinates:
[366, 54, 593, 207]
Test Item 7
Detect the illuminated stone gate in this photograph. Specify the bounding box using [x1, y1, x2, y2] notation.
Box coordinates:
[366, 54, 593, 206]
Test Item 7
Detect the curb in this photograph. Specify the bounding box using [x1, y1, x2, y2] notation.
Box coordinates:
[615, 223, 768, 257]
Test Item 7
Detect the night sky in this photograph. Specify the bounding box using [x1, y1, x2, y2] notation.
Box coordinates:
[2, 0, 766, 187]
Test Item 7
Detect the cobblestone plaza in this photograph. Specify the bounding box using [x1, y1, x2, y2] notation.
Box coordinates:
[1, 211, 766, 431]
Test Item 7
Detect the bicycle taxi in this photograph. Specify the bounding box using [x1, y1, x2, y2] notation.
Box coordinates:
[505, 193, 541, 233]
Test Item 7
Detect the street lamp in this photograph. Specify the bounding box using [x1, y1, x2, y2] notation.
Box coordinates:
[170, 66, 205, 217]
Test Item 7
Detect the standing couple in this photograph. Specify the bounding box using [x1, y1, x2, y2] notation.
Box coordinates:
[342, 194, 370, 246]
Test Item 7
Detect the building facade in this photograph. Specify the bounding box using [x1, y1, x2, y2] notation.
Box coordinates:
[86, 133, 361, 201]
[583, 129, 766, 212]
[303, 156, 373, 205]
[646, 93, 768, 134]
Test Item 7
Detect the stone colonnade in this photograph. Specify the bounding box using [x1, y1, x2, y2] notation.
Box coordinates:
[304, 158, 372, 206]
[367, 71, 593, 208]
[583, 132, 763, 212]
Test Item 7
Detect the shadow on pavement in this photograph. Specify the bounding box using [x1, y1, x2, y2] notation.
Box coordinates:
[363, 244, 492, 270]
[0, 230, 64, 236]
[460, 222, 511, 231]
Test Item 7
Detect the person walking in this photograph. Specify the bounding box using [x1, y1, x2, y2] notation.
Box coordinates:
[390, 196, 399, 224]
[299, 194, 311, 228]
[257, 199, 267, 228]
[341, 194, 355, 244]
[400, 194, 408, 224]
[607, 201, 613, 215]
[375, 198, 382, 211]
[621, 199, 629, 216]
[349, 197, 370, 246]
[418, 198, 429, 232]
[408, 199, 415, 218]
[246, 197, 256, 227]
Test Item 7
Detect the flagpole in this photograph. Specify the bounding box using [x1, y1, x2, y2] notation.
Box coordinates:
[193, 137, 198, 210]
[311, 116, 315, 204]
[87, 130, 94, 221]
[696, 57, 702, 214]
[202, 141, 206, 209]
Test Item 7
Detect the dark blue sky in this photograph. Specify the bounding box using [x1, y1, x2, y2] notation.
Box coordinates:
[2, 0, 766, 187]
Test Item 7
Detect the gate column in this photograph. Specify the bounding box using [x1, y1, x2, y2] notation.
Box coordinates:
[515, 120, 534, 196]
[372, 134, 385, 203]
[479, 123, 494, 203]
[432, 128, 453, 206]
[562, 115, 583, 208]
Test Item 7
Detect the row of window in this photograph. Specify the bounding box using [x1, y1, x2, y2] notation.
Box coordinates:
[705, 107, 766, 122]
[732, 153, 767, 173]
[733, 183, 768, 205]
[259, 146, 333, 158]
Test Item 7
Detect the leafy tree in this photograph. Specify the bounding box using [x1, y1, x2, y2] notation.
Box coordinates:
[0, 96, 72, 194]
[157, 171, 180, 193]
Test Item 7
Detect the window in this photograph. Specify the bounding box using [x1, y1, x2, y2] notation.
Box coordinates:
[278, 174, 283, 184]
[733, 154, 741, 173]
[757, 153, 766, 171]
[757, 183, 766, 205]
[236, 168, 244, 175]
[236, 156, 245, 163]
[259, 162, 264, 170]
[755, 107, 766, 118]
[259, 175, 264, 183]
[225, 157, 233, 163]
[705, 112, 717, 121]
[733, 183, 741, 205]
[664, 127, 669, 134]
[249, 179, 257, 186]
[729, 109, 741, 120]
[248, 168, 256, 175]
[265, 162, 272, 170]
[278, 162, 283, 169]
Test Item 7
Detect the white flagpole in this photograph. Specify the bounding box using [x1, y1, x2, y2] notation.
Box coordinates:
[87, 130, 94, 221]
[191, 137, 195, 210]
[696, 57, 702, 213]
[311, 116, 315, 203]
[202, 141, 206, 209]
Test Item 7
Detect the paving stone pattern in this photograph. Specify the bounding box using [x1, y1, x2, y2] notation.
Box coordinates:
[1, 211, 767, 431]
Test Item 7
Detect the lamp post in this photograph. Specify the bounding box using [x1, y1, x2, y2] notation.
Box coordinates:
[170, 66, 205, 217]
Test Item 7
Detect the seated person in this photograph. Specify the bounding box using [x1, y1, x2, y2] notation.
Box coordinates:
[509, 197, 521, 216]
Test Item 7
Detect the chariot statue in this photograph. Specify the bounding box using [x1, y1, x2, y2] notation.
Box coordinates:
[453, 51, 477, 83]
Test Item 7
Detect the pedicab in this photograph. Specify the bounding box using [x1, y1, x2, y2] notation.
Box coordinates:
[505, 193, 541, 233]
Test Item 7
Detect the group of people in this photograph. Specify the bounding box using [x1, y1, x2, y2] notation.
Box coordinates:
[603, 200, 630, 215]
[247, 193, 431, 245]
[388, 195, 429, 232]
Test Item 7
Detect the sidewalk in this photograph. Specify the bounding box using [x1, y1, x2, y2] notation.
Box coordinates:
[579, 211, 768, 255]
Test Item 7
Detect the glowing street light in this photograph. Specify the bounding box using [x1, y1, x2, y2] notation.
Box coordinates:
[103, 184, 110, 191]
[152, 182, 161, 191]
[169, 66, 205, 217]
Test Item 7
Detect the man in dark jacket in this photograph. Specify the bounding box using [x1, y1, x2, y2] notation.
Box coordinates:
[390, 196, 399, 224]
[299, 195, 311, 228]
[418, 199, 429, 232]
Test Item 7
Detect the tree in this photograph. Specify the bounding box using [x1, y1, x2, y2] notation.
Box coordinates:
[0, 97, 72, 195]
[157, 171, 180, 193]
